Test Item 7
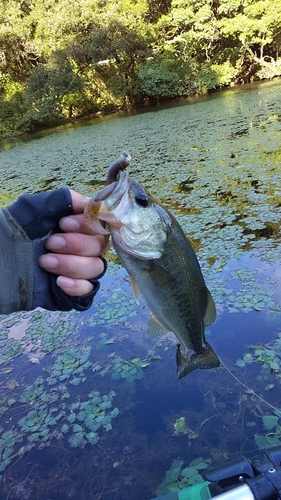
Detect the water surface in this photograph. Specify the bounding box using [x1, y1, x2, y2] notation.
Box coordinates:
[1, 79, 281, 500]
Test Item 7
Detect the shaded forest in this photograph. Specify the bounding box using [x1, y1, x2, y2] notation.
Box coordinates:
[1, 0, 281, 138]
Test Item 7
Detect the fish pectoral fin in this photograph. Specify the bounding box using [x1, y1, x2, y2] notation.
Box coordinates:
[177, 342, 220, 379]
[147, 314, 171, 338]
[146, 262, 172, 284]
[203, 288, 217, 327]
[130, 276, 142, 305]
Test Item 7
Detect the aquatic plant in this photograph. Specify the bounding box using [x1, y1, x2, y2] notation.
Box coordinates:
[0, 338, 23, 365]
[173, 417, 198, 439]
[87, 292, 138, 328]
[111, 355, 150, 383]
[240, 333, 281, 377]
[255, 414, 281, 449]
[1, 82, 281, 499]
[0, 336, 122, 474]
[25, 316, 79, 353]
[0, 383, 120, 471]
[67, 391, 119, 447]
[156, 457, 211, 496]
[46, 345, 93, 385]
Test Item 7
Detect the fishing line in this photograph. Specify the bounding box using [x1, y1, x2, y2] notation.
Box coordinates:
[219, 356, 281, 417]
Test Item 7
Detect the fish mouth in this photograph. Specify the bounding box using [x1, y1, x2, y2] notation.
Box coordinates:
[103, 171, 130, 211]
[84, 171, 131, 234]
[92, 170, 129, 207]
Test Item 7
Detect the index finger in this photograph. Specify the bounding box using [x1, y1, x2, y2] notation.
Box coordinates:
[59, 213, 99, 234]
[69, 189, 88, 214]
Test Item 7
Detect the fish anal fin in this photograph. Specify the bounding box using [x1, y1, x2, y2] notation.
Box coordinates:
[176, 344, 186, 369]
[203, 288, 217, 327]
[177, 343, 220, 379]
[130, 276, 142, 305]
[147, 314, 171, 338]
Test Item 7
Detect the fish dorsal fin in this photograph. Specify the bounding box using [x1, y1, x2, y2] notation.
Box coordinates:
[147, 314, 171, 338]
[203, 288, 217, 327]
[130, 276, 142, 305]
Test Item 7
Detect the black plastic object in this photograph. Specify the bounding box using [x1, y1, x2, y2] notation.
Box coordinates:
[204, 445, 281, 499]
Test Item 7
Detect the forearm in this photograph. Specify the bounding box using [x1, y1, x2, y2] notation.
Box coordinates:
[0, 209, 34, 314]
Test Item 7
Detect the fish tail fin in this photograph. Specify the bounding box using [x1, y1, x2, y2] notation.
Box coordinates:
[177, 342, 220, 380]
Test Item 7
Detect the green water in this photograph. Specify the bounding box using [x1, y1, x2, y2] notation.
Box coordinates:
[0, 79, 281, 500]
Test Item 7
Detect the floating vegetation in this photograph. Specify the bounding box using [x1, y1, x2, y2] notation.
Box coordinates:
[0, 367, 120, 472]
[0, 323, 161, 475]
[67, 391, 119, 447]
[24, 316, 80, 353]
[255, 414, 281, 449]
[240, 333, 281, 379]
[110, 355, 151, 383]
[46, 345, 93, 385]
[1, 81, 281, 499]
[0, 338, 23, 365]
[173, 417, 198, 439]
[87, 291, 138, 328]
[156, 457, 211, 496]
[225, 268, 277, 313]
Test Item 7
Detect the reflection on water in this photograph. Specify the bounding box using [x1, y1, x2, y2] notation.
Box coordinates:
[0, 80, 281, 499]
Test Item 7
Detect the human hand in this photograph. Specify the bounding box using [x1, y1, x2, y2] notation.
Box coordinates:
[38, 190, 108, 297]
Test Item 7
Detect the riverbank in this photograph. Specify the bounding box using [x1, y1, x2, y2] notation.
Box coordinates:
[1, 76, 280, 151]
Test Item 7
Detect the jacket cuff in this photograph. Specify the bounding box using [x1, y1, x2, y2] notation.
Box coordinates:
[59, 258, 108, 311]
[7, 187, 73, 240]
[32, 240, 107, 312]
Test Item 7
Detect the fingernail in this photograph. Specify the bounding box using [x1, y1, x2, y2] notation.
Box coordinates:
[57, 276, 75, 289]
[41, 255, 59, 270]
[47, 235, 66, 250]
[60, 217, 80, 231]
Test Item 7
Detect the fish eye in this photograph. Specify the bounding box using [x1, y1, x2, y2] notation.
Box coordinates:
[135, 196, 149, 208]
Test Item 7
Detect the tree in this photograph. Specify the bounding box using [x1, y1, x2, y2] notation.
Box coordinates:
[218, 0, 281, 80]
[0, 0, 281, 138]
[23, 51, 84, 128]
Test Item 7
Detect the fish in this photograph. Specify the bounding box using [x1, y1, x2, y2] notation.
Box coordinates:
[85, 154, 220, 378]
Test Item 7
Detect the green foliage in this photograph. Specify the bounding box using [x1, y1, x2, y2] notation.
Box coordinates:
[0, 0, 281, 136]
[255, 413, 281, 449]
[46, 345, 92, 385]
[238, 335, 281, 450]
[139, 56, 181, 99]
[263, 415, 279, 430]
[173, 417, 187, 434]
[0, 360, 120, 472]
[111, 355, 150, 382]
[244, 334, 281, 378]
[156, 457, 211, 496]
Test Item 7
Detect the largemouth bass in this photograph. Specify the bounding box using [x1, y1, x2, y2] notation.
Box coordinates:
[85, 154, 220, 379]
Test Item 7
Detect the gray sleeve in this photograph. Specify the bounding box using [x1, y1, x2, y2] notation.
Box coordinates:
[0, 190, 106, 314]
[0, 209, 34, 314]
